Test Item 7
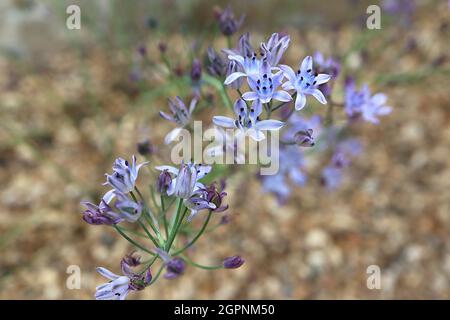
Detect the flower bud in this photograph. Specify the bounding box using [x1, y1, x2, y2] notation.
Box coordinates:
[223, 255, 245, 269]
[190, 58, 202, 82]
[294, 129, 315, 147]
[157, 170, 172, 194]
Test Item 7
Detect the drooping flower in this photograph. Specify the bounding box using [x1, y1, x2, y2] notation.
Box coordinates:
[81, 200, 122, 225]
[201, 181, 228, 213]
[313, 52, 340, 97]
[241, 59, 292, 104]
[157, 169, 172, 194]
[214, 6, 245, 37]
[95, 267, 131, 300]
[103, 155, 148, 202]
[294, 129, 315, 147]
[190, 58, 202, 82]
[155, 249, 186, 279]
[213, 98, 284, 141]
[113, 190, 142, 223]
[345, 78, 392, 124]
[280, 56, 331, 110]
[159, 96, 198, 144]
[223, 255, 245, 269]
[283, 114, 323, 148]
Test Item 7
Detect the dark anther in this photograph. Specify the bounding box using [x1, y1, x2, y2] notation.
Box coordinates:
[262, 86, 266, 90]
[251, 108, 254, 112]
[313, 80, 317, 85]
[263, 74, 267, 78]
[125, 161, 129, 166]
[307, 69, 311, 73]
[300, 76, 303, 81]
[257, 79, 260, 84]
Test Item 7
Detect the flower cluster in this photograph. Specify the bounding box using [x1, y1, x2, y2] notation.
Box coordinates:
[83, 5, 392, 300]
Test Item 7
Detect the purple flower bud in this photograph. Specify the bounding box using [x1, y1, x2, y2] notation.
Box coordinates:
[190, 58, 202, 82]
[164, 258, 186, 279]
[144, 268, 152, 284]
[157, 169, 172, 193]
[294, 129, 315, 147]
[202, 182, 228, 212]
[81, 200, 122, 225]
[158, 41, 167, 54]
[223, 255, 245, 269]
[137, 45, 147, 57]
[214, 6, 245, 37]
[137, 139, 154, 156]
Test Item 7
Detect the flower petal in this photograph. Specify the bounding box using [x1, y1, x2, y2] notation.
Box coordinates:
[255, 120, 285, 131]
[155, 165, 179, 175]
[272, 90, 292, 102]
[295, 93, 306, 110]
[307, 88, 327, 104]
[300, 56, 313, 73]
[315, 73, 331, 85]
[96, 267, 119, 281]
[213, 116, 236, 128]
[279, 65, 296, 83]
[242, 91, 259, 101]
[224, 72, 246, 85]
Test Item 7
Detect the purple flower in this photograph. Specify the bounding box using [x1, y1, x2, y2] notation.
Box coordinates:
[345, 79, 392, 124]
[241, 59, 292, 104]
[226, 60, 243, 89]
[81, 200, 122, 225]
[201, 181, 228, 213]
[283, 114, 323, 147]
[207, 48, 227, 77]
[321, 138, 363, 190]
[159, 96, 198, 144]
[213, 98, 284, 141]
[190, 58, 202, 82]
[313, 52, 340, 97]
[137, 139, 154, 156]
[294, 129, 315, 147]
[214, 6, 245, 37]
[260, 33, 290, 67]
[155, 249, 186, 279]
[103, 155, 148, 201]
[223, 255, 245, 269]
[280, 56, 331, 110]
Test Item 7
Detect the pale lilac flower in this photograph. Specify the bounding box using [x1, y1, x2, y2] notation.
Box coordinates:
[345, 79, 392, 124]
[241, 59, 292, 104]
[294, 129, 315, 147]
[103, 155, 148, 202]
[283, 114, 322, 147]
[224, 33, 289, 87]
[213, 98, 284, 141]
[95, 267, 131, 300]
[280, 56, 331, 110]
[260, 33, 290, 67]
[159, 96, 198, 144]
[313, 52, 340, 97]
[207, 48, 227, 77]
[157, 169, 172, 193]
[226, 60, 243, 89]
[113, 190, 142, 223]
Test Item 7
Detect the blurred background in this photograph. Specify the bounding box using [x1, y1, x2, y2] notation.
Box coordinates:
[0, 0, 449, 299]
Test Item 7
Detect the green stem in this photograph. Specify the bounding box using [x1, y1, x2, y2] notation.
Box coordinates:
[149, 263, 165, 285]
[181, 254, 223, 270]
[173, 210, 213, 255]
[165, 198, 184, 252]
[138, 220, 161, 248]
[161, 195, 169, 239]
[113, 225, 155, 255]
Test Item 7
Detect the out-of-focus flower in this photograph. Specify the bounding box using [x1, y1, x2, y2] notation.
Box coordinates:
[321, 138, 363, 190]
[190, 58, 202, 82]
[155, 249, 186, 279]
[283, 114, 323, 148]
[121, 252, 141, 269]
[207, 48, 227, 77]
[280, 56, 331, 110]
[261, 146, 307, 203]
[294, 129, 315, 147]
[137, 44, 147, 58]
[159, 96, 198, 144]
[242, 59, 292, 104]
[213, 98, 284, 141]
[137, 139, 154, 156]
[214, 6, 245, 36]
[313, 52, 340, 97]
[158, 41, 167, 53]
[382, 0, 416, 26]
[345, 78, 392, 124]
[223, 255, 245, 269]
[201, 181, 228, 213]
[103, 155, 148, 202]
